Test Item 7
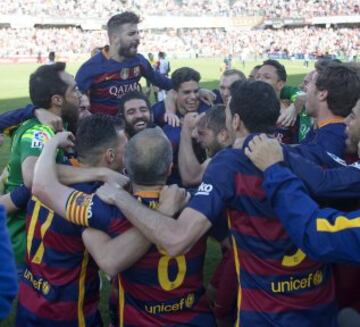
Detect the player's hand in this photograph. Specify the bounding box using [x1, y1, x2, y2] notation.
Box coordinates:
[35, 108, 64, 132]
[183, 112, 204, 133]
[52, 131, 75, 149]
[164, 90, 180, 127]
[95, 182, 122, 205]
[101, 168, 130, 188]
[164, 113, 180, 127]
[199, 88, 216, 106]
[244, 134, 284, 171]
[277, 105, 297, 127]
[158, 184, 190, 217]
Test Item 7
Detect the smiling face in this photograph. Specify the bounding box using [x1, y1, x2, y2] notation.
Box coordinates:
[123, 98, 151, 136]
[175, 80, 200, 114]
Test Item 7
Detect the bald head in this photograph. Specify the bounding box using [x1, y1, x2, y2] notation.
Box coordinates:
[124, 128, 173, 185]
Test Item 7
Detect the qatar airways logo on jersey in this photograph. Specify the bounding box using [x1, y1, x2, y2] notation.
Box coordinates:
[195, 183, 213, 196]
[109, 82, 140, 98]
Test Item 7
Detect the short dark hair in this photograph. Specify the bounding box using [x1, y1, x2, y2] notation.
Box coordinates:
[124, 128, 173, 185]
[315, 58, 342, 73]
[262, 59, 287, 82]
[316, 63, 360, 117]
[107, 12, 140, 37]
[75, 114, 120, 166]
[197, 104, 226, 135]
[171, 67, 201, 91]
[29, 62, 68, 109]
[222, 69, 246, 80]
[229, 80, 280, 133]
[117, 91, 151, 117]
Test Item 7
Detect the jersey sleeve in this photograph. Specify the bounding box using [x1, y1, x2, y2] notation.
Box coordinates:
[209, 212, 229, 242]
[187, 156, 234, 224]
[10, 185, 31, 210]
[19, 124, 55, 162]
[290, 127, 346, 165]
[0, 205, 18, 319]
[151, 101, 166, 126]
[140, 55, 173, 91]
[264, 163, 360, 264]
[65, 191, 132, 237]
[284, 149, 360, 198]
[75, 61, 94, 93]
[0, 104, 36, 134]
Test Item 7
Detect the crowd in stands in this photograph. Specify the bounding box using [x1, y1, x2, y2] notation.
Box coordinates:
[1, 0, 359, 18]
[0, 26, 358, 60]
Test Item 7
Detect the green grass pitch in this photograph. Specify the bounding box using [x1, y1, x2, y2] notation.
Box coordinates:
[0, 58, 309, 326]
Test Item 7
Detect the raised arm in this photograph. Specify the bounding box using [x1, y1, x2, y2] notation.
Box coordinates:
[179, 112, 209, 186]
[32, 132, 77, 216]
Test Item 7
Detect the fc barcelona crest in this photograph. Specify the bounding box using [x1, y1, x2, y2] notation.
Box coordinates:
[120, 68, 129, 80]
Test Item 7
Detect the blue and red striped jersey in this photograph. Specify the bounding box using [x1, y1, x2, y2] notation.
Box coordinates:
[110, 190, 215, 327]
[16, 182, 131, 327]
[76, 51, 172, 116]
[188, 144, 337, 327]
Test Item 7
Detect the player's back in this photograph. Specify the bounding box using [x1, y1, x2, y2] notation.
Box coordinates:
[190, 142, 337, 327]
[16, 182, 102, 327]
[111, 191, 215, 327]
[222, 148, 336, 326]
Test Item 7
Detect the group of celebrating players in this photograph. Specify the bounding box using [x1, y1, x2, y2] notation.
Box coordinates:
[1, 10, 360, 327]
